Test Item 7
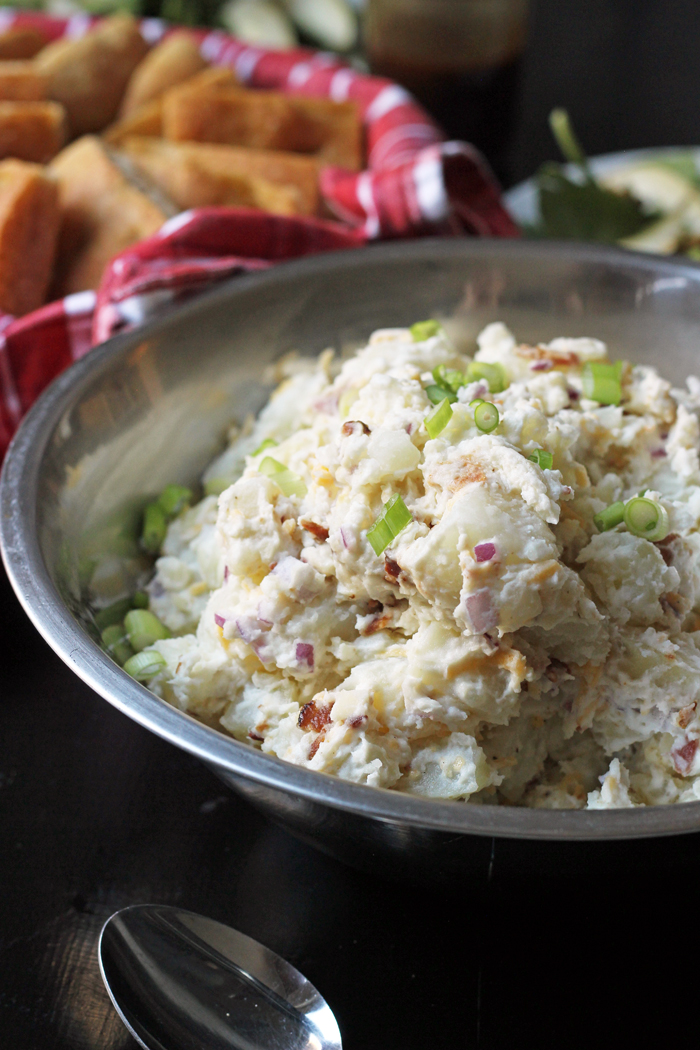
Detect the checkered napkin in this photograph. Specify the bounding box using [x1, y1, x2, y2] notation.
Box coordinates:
[0, 10, 518, 457]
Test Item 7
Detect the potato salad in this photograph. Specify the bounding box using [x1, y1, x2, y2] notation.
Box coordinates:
[115, 320, 700, 809]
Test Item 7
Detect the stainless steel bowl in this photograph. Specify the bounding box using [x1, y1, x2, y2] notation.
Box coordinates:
[5, 238, 700, 877]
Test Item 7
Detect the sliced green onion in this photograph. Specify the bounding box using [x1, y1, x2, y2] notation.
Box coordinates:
[132, 590, 149, 609]
[124, 609, 171, 652]
[529, 449, 553, 470]
[258, 456, 307, 498]
[593, 501, 625, 532]
[432, 365, 466, 394]
[367, 493, 412, 555]
[141, 502, 167, 554]
[466, 361, 507, 393]
[123, 650, 167, 681]
[410, 319, 442, 342]
[204, 477, 232, 497]
[474, 401, 500, 433]
[469, 398, 485, 409]
[157, 484, 192, 519]
[101, 624, 134, 666]
[425, 398, 453, 439]
[582, 362, 622, 406]
[94, 597, 132, 632]
[426, 383, 457, 405]
[252, 437, 277, 457]
[623, 497, 669, 541]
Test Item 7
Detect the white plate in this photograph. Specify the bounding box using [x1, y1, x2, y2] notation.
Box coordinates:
[504, 146, 700, 228]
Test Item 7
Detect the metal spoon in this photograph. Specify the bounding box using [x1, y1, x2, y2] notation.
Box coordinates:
[98, 904, 342, 1050]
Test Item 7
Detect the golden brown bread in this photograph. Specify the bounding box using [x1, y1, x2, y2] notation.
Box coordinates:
[120, 32, 207, 116]
[35, 15, 149, 136]
[0, 101, 66, 163]
[162, 83, 363, 170]
[0, 27, 47, 61]
[50, 135, 168, 295]
[120, 136, 320, 215]
[0, 61, 46, 101]
[0, 159, 59, 315]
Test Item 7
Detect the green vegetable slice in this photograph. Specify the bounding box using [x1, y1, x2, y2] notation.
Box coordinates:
[425, 398, 453, 439]
[123, 650, 167, 681]
[204, 477, 232, 497]
[141, 502, 167, 554]
[466, 361, 507, 393]
[623, 497, 669, 541]
[593, 501, 625, 532]
[529, 449, 553, 470]
[101, 624, 134, 666]
[157, 484, 192, 519]
[124, 609, 171, 652]
[432, 365, 466, 393]
[367, 494, 412, 555]
[474, 401, 500, 433]
[582, 362, 622, 405]
[132, 590, 149, 609]
[410, 319, 442, 342]
[258, 456, 307, 498]
[94, 597, 133, 632]
[425, 383, 457, 405]
[252, 437, 278, 456]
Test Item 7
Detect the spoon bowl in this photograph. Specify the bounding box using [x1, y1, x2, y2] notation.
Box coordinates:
[99, 904, 342, 1050]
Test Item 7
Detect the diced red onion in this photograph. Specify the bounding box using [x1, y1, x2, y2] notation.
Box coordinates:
[313, 391, 340, 414]
[257, 601, 274, 626]
[465, 589, 499, 634]
[235, 616, 265, 644]
[672, 738, 698, 775]
[651, 448, 667, 458]
[214, 613, 227, 629]
[530, 360, 552, 372]
[567, 388, 580, 401]
[339, 526, 356, 552]
[295, 642, 314, 671]
[224, 566, 230, 582]
[474, 541, 496, 563]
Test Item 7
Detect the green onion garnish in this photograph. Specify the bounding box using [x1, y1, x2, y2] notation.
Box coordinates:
[474, 401, 500, 433]
[123, 650, 167, 681]
[425, 398, 453, 439]
[529, 449, 553, 470]
[623, 497, 669, 541]
[252, 437, 277, 456]
[582, 362, 622, 406]
[141, 502, 167, 554]
[101, 624, 134, 666]
[157, 484, 192, 519]
[204, 477, 231, 497]
[593, 501, 625, 532]
[367, 493, 412, 555]
[258, 456, 307, 498]
[124, 609, 171, 652]
[426, 383, 457, 405]
[469, 398, 484, 409]
[432, 365, 466, 393]
[132, 590, 149, 609]
[410, 319, 442, 342]
[466, 361, 507, 393]
[94, 597, 133, 632]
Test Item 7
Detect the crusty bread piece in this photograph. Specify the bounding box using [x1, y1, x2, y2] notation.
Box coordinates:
[35, 15, 149, 136]
[163, 83, 363, 170]
[0, 159, 59, 315]
[50, 135, 167, 295]
[0, 27, 47, 61]
[0, 101, 66, 163]
[120, 136, 320, 215]
[120, 32, 207, 116]
[0, 61, 46, 101]
[104, 66, 239, 146]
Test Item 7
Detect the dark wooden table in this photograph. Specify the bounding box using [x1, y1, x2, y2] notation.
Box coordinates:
[4, 2, 700, 1046]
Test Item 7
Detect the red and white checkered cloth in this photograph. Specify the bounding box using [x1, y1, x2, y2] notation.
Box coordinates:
[0, 10, 519, 457]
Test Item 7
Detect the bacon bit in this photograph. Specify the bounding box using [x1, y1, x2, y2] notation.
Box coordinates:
[362, 613, 393, 636]
[677, 703, 697, 730]
[450, 459, 486, 491]
[516, 344, 580, 368]
[384, 557, 401, 579]
[300, 519, 329, 541]
[545, 658, 571, 683]
[298, 700, 333, 732]
[672, 738, 698, 775]
[567, 387, 580, 401]
[367, 599, 383, 613]
[248, 731, 264, 742]
[660, 592, 683, 617]
[655, 534, 678, 565]
[308, 736, 323, 759]
[341, 420, 370, 436]
[347, 714, 368, 729]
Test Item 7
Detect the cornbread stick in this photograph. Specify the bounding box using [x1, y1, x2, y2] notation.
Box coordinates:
[0, 101, 66, 163]
[0, 27, 47, 61]
[50, 136, 168, 295]
[104, 67, 238, 145]
[0, 61, 46, 101]
[121, 136, 320, 215]
[35, 15, 149, 136]
[163, 84, 363, 169]
[120, 32, 208, 116]
[0, 159, 59, 315]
